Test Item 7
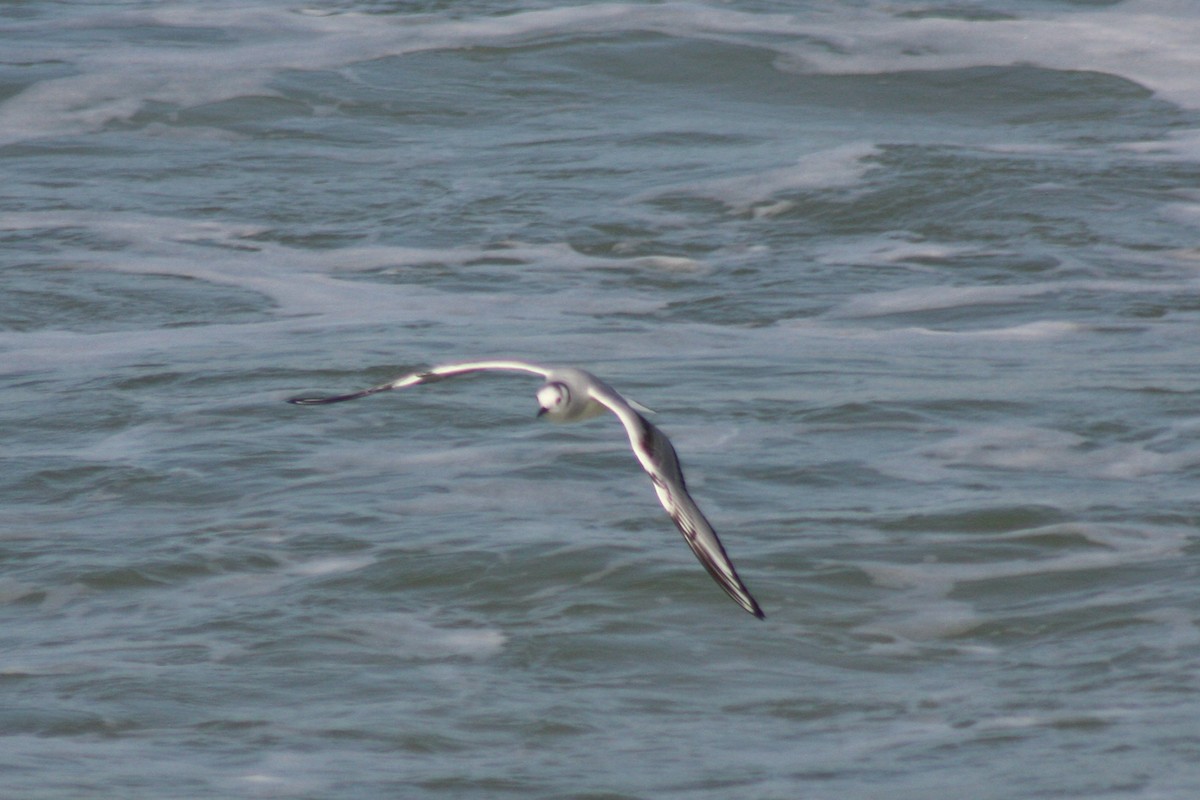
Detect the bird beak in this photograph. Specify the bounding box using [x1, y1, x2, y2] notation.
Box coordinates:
[536, 406, 548, 418]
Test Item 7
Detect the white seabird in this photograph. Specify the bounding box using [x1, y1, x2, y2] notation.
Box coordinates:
[289, 360, 764, 619]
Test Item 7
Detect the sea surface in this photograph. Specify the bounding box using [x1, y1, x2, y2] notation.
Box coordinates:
[4, 1, 1200, 797]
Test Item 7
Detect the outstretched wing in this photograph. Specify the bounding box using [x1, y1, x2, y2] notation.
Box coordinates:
[288, 360, 550, 405]
[588, 385, 765, 619]
[290, 360, 764, 619]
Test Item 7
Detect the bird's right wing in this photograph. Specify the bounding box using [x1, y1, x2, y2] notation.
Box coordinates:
[288, 360, 550, 405]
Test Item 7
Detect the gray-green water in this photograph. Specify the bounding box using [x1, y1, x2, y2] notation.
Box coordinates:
[4, 1, 1200, 797]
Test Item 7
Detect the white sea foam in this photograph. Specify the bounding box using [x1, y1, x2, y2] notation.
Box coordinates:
[772, 0, 1200, 109]
[6, 0, 1198, 147]
[0, 208, 696, 379]
[831, 284, 1039, 318]
[831, 278, 1200, 319]
[1160, 201, 1200, 228]
[790, 319, 1087, 342]
[900, 321, 1085, 340]
[634, 142, 881, 213]
[334, 612, 507, 660]
[853, 600, 983, 645]
[0, 210, 270, 242]
[287, 556, 375, 578]
[922, 424, 1200, 481]
[629, 255, 709, 273]
[0, 209, 683, 314]
[1139, 607, 1200, 653]
[860, 523, 1187, 594]
[814, 235, 1010, 272]
[1, 3, 791, 143]
[1122, 127, 1200, 161]
[853, 519, 1191, 656]
[232, 752, 330, 798]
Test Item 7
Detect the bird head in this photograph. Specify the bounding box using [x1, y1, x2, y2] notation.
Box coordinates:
[536, 381, 570, 419]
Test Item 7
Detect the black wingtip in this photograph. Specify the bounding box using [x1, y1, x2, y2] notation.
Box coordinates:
[738, 591, 766, 620]
[287, 387, 384, 405]
[288, 395, 339, 405]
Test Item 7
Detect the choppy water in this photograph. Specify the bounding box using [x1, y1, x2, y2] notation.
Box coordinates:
[4, 1, 1200, 797]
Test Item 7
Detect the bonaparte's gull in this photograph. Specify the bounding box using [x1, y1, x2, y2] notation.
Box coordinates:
[289, 360, 764, 619]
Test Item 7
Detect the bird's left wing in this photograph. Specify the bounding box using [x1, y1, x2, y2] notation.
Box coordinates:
[587, 385, 765, 619]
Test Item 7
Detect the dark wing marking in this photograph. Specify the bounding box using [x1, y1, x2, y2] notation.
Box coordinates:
[588, 386, 765, 619]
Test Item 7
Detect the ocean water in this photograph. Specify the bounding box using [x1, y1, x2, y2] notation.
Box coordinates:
[4, 0, 1200, 797]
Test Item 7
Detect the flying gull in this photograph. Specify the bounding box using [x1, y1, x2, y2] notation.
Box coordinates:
[288, 360, 764, 619]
